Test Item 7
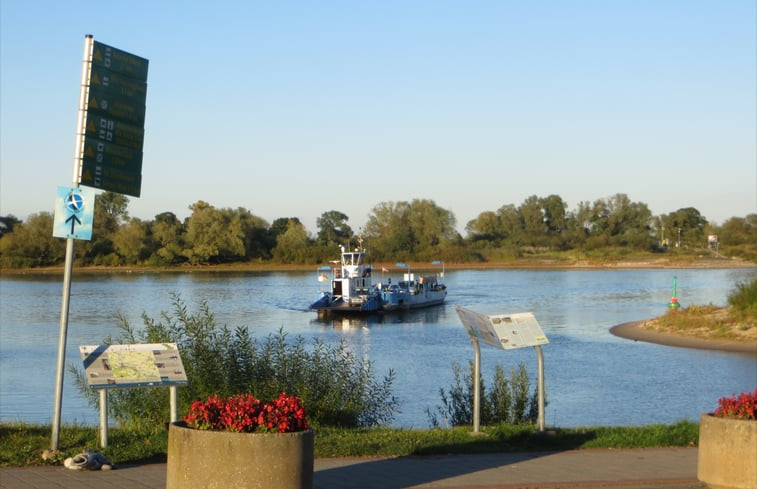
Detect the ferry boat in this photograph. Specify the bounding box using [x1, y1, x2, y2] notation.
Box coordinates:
[380, 263, 447, 311]
[309, 249, 447, 314]
[309, 246, 382, 314]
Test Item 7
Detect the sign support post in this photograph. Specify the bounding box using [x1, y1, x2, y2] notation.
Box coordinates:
[535, 345, 545, 431]
[51, 34, 94, 451]
[170, 386, 179, 422]
[472, 337, 481, 433]
[99, 389, 108, 448]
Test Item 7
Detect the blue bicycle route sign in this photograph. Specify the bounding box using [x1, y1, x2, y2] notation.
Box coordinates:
[53, 186, 94, 240]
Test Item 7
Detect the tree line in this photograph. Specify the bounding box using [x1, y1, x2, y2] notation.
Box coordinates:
[0, 192, 754, 268]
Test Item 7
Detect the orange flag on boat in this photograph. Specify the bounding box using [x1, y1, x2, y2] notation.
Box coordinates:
[318, 274, 329, 282]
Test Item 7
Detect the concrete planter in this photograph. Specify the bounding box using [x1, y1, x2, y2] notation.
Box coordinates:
[166, 422, 314, 489]
[697, 413, 757, 489]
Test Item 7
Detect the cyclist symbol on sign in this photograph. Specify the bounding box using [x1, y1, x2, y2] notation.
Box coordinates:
[66, 192, 85, 214]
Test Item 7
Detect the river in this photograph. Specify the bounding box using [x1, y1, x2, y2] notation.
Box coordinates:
[1, 267, 755, 428]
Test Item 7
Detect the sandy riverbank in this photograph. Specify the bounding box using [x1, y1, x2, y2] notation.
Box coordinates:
[611, 320, 757, 354]
[2, 255, 755, 276]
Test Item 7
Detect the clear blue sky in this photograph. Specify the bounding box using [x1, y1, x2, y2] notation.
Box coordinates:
[2, 0, 755, 234]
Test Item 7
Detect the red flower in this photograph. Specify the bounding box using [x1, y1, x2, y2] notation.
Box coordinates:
[713, 388, 757, 420]
[184, 392, 309, 433]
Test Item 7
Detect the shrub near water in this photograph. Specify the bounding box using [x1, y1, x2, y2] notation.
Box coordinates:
[71, 294, 398, 429]
[427, 361, 539, 427]
[728, 278, 757, 321]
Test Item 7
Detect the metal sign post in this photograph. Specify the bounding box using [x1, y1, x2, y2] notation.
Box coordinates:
[455, 305, 549, 433]
[52, 35, 149, 451]
[51, 34, 95, 451]
[535, 345, 545, 431]
[471, 336, 482, 432]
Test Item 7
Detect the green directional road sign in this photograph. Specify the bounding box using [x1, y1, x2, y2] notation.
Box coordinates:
[87, 87, 146, 126]
[92, 41, 148, 81]
[78, 39, 148, 197]
[85, 114, 144, 150]
[82, 136, 143, 173]
[89, 65, 147, 103]
[80, 163, 142, 198]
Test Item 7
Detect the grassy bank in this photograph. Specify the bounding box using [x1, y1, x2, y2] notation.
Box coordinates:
[0, 421, 699, 467]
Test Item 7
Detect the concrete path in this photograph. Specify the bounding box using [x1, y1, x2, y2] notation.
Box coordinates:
[0, 447, 705, 489]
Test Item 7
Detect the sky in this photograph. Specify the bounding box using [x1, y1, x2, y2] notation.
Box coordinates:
[1, 0, 755, 235]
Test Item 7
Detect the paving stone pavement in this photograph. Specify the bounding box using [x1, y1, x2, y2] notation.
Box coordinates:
[0, 447, 706, 489]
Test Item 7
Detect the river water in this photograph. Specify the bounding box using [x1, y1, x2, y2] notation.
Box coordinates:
[1, 267, 755, 428]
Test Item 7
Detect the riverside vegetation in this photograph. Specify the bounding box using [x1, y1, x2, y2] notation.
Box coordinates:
[1, 192, 755, 268]
[4, 281, 751, 467]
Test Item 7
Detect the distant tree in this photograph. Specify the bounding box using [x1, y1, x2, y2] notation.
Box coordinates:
[717, 214, 756, 246]
[272, 219, 310, 263]
[497, 204, 522, 244]
[183, 201, 249, 264]
[465, 210, 503, 243]
[363, 201, 414, 260]
[0, 212, 65, 267]
[316, 210, 353, 246]
[541, 194, 567, 235]
[236, 210, 271, 260]
[0, 215, 21, 238]
[270, 217, 300, 242]
[518, 195, 546, 243]
[408, 199, 457, 250]
[113, 217, 149, 264]
[660, 207, 708, 248]
[564, 201, 593, 248]
[148, 212, 186, 265]
[77, 191, 131, 265]
[97, 191, 130, 225]
[364, 199, 456, 260]
[714, 214, 756, 261]
[590, 193, 654, 248]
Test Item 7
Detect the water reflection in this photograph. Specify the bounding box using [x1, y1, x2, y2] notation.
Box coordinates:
[310, 307, 446, 330]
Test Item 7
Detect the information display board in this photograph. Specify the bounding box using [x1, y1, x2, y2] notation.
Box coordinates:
[455, 306, 549, 350]
[79, 343, 187, 389]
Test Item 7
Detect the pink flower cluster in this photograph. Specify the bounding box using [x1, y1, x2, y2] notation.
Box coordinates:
[713, 388, 757, 420]
[184, 392, 309, 433]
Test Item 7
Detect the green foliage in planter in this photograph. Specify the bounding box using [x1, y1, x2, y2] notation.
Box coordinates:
[70, 293, 398, 429]
[426, 361, 539, 427]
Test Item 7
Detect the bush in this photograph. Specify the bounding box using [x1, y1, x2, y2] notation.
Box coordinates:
[727, 278, 757, 320]
[71, 294, 398, 429]
[426, 361, 539, 428]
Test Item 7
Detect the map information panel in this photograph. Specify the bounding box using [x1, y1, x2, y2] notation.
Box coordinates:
[455, 306, 549, 350]
[79, 343, 188, 389]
